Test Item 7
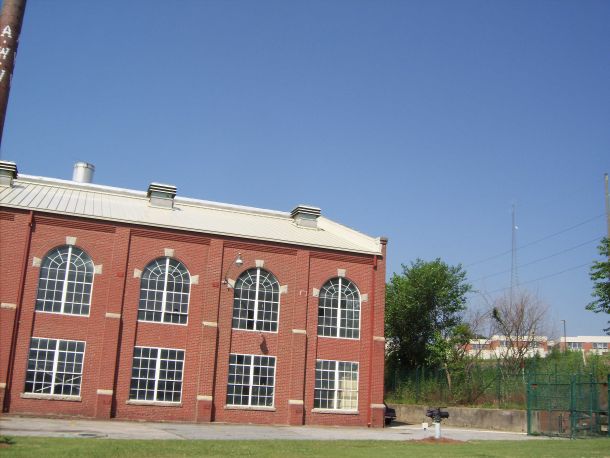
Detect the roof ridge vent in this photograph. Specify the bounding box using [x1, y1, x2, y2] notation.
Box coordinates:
[290, 204, 321, 229]
[0, 160, 18, 187]
[147, 182, 177, 209]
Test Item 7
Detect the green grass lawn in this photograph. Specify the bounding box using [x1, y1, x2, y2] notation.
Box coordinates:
[0, 437, 609, 458]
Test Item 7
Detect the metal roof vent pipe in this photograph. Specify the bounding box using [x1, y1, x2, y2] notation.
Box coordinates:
[291, 205, 321, 229]
[147, 183, 177, 209]
[72, 162, 95, 183]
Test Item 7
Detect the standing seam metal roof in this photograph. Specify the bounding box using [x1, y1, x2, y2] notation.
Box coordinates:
[0, 175, 383, 255]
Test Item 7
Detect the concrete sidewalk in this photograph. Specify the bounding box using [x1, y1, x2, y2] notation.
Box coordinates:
[0, 416, 549, 441]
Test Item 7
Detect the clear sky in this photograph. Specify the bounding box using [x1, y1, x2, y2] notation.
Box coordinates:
[2, 1, 609, 336]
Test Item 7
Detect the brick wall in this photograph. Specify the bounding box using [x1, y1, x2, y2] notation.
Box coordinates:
[0, 208, 386, 427]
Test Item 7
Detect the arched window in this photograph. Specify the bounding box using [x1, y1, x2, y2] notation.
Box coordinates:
[35, 245, 94, 316]
[232, 268, 280, 332]
[138, 258, 190, 324]
[317, 278, 360, 339]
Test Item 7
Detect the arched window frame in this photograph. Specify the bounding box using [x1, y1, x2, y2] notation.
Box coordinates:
[317, 277, 361, 339]
[35, 245, 95, 316]
[138, 257, 191, 325]
[232, 267, 280, 333]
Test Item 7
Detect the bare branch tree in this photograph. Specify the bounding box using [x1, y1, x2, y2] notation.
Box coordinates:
[490, 290, 549, 370]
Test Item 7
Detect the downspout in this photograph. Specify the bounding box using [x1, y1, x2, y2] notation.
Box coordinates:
[366, 254, 377, 426]
[3, 210, 34, 412]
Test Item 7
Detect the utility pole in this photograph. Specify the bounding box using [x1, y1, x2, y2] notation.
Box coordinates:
[0, 0, 27, 149]
[510, 203, 518, 307]
[561, 319, 567, 352]
[604, 173, 610, 240]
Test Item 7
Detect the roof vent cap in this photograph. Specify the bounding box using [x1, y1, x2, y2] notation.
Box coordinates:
[147, 182, 177, 209]
[290, 204, 321, 229]
[73, 162, 95, 183]
[0, 160, 18, 187]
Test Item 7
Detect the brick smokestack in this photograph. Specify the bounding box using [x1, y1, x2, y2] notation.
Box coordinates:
[0, 0, 27, 148]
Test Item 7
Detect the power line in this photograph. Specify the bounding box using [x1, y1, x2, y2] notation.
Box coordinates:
[465, 213, 604, 268]
[471, 236, 600, 283]
[484, 262, 591, 295]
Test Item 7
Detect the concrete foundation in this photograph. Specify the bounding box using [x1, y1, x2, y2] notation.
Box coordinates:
[389, 404, 526, 433]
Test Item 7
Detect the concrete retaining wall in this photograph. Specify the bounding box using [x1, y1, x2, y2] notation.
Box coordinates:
[389, 404, 526, 432]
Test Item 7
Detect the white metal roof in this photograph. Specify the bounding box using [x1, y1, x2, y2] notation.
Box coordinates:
[0, 174, 383, 255]
[559, 336, 610, 343]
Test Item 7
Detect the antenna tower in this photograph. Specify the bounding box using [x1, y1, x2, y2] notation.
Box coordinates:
[510, 203, 518, 306]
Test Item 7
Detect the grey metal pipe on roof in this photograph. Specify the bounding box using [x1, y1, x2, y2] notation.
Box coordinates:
[73, 162, 95, 183]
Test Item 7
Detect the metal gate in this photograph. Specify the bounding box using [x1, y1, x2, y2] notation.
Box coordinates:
[527, 373, 609, 438]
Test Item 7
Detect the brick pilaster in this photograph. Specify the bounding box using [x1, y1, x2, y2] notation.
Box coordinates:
[95, 227, 131, 418]
[195, 239, 224, 421]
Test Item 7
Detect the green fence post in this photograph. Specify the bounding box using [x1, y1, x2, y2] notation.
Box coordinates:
[589, 373, 595, 435]
[496, 362, 501, 406]
[570, 375, 576, 439]
[607, 374, 609, 438]
[415, 366, 420, 404]
[394, 367, 398, 394]
[526, 380, 531, 435]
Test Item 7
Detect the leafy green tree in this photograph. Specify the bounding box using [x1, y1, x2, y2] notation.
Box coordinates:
[425, 323, 475, 392]
[586, 237, 610, 334]
[385, 258, 472, 369]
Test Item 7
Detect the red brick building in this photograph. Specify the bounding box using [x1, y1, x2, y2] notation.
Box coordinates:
[0, 161, 387, 427]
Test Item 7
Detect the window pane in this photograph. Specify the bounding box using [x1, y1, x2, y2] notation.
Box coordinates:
[138, 258, 190, 324]
[129, 347, 184, 402]
[315, 360, 358, 411]
[35, 246, 94, 316]
[25, 338, 85, 396]
[232, 268, 279, 332]
[318, 278, 360, 339]
[226, 354, 276, 407]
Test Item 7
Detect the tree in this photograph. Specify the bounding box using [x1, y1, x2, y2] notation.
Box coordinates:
[586, 237, 610, 334]
[385, 258, 472, 369]
[425, 322, 475, 392]
[490, 290, 548, 370]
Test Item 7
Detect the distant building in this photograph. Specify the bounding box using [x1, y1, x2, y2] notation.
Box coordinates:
[467, 334, 610, 359]
[553, 336, 610, 355]
[466, 335, 549, 359]
[0, 160, 388, 427]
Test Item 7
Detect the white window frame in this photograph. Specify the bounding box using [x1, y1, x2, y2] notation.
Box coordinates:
[35, 245, 94, 316]
[317, 277, 361, 340]
[129, 346, 185, 403]
[314, 359, 359, 411]
[24, 337, 86, 397]
[138, 257, 190, 325]
[226, 353, 276, 408]
[232, 268, 280, 333]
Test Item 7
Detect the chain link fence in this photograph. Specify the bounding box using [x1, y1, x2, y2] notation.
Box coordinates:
[527, 373, 609, 438]
[386, 352, 610, 412]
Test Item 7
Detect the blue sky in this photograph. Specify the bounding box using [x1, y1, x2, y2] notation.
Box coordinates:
[2, 1, 609, 336]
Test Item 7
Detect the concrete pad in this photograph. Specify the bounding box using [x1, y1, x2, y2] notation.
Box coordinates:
[0, 416, 553, 442]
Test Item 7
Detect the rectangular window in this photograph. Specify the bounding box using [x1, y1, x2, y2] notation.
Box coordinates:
[25, 338, 85, 396]
[226, 354, 275, 407]
[592, 342, 608, 350]
[129, 347, 184, 403]
[314, 360, 358, 411]
[568, 342, 583, 350]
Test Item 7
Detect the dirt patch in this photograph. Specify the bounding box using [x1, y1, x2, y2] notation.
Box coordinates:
[0, 444, 12, 448]
[411, 437, 464, 444]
